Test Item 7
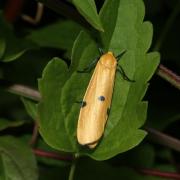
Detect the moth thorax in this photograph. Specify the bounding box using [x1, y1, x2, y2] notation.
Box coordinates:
[100, 52, 117, 68]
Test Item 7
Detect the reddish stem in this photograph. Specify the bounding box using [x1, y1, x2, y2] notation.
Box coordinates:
[159, 65, 180, 82]
[33, 148, 180, 179]
[29, 122, 39, 147]
[157, 64, 180, 89]
[4, 0, 25, 22]
[138, 168, 180, 180]
[145, 127, 180, 152]
[33, 148, 73, 161]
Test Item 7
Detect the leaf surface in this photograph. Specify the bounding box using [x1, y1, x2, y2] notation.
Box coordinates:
[72, 0, 104, 31]
[0, 136, 38, 180]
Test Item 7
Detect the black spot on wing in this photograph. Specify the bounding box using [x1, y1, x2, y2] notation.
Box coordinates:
[98, 96, 105, 101]
[81, 101, 87, 108]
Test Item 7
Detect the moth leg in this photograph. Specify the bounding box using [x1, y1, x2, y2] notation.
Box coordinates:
[116, 50, 126, 62]
[117, 65, 135, 82]
[77, 58, 98, 73]
[107, 107, 111, 116]
[98, 47, 104, 55]
[77, 47, 104, 73]
[76, 101, 87, 108]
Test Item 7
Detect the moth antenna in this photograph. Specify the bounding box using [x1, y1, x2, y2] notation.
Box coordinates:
[77, 58, 98, 73]
[116, 50, 126, 62]
[98, 48, 104, 55]
[117, 65, 135, 82]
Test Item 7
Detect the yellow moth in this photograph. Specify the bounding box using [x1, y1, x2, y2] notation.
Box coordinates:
[77, 51, 127, 148]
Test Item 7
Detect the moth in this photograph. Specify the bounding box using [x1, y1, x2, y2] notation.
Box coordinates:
[77, 51, 132, 148]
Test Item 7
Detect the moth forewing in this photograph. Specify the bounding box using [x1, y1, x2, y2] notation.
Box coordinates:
[77, 52, 117, 148]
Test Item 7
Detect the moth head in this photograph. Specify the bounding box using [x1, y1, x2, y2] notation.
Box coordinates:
[99, 51, 117, 68]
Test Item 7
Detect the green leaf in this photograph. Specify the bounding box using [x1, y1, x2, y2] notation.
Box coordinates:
[38, 0, 160, 160]
[0, 118, 25, 131]
[69, 31, 98, 72]
[75, 158, 161, 180]
[0, 13, 35, 62]
[21, 97, 37, 120]
[61, 31, 99, 149]
[113, 143, 155, 168]
[72, 0, 104, 31]
[99, 0, 152, 53]
[0, 156, 6, 179]
[61, 31, 98, 116]
[63, 0, 159, 159]
[84, 0, 159, 160]
[2, 48, 57, 87]
[86, 130, 147, 160]
[35, 138, 71, 167]
[28, 20, 82, 52]
[38, 58, 74, 152]
[0, 136, 38, 180]
[0, 34, 6, 59]
[38, 32, 99, 152]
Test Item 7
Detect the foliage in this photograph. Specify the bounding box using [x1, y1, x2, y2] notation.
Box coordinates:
[38, 0, 159, 160]
[0, 0, 179, 179]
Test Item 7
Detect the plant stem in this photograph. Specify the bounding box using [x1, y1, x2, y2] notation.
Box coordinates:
[0, 78, 41, 101]
[29, 121, 39, 147]
[33, 148, 73, 161]
[153, 1, 180, 89]
[153, 1, 180, 51]
[157, 64, 180, 90]
[145, 127, 180, 152]
[137, 168, 180, 179]
[68, 154, 79, 180]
